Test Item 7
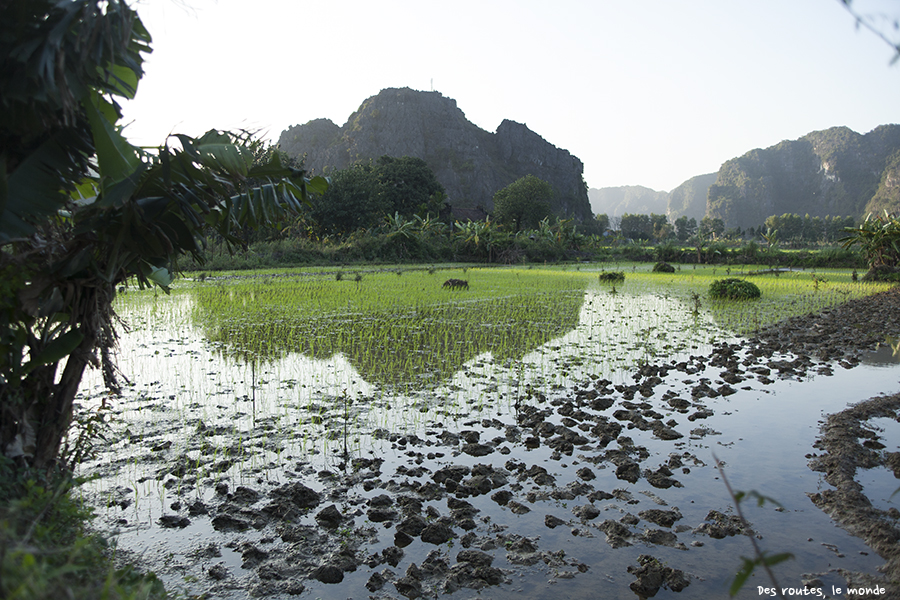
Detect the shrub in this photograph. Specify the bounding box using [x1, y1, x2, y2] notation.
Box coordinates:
[0, 465, 166, 600]
[598, 271, 625, 283]
[862, 265, 900, 282]
[709, 278, 761, 300]
[655, 242, 681, 263]
[652, 261, 676, 273]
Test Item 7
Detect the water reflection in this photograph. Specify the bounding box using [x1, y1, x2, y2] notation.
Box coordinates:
[192, 283, 588, 389]
[79, 275, 900, 600]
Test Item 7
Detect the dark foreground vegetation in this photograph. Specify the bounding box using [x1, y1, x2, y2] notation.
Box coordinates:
[0, 465, 166, 599]
[2, 0, 899, 598]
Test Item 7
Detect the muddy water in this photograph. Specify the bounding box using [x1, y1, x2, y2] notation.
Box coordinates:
[77, 286, 900, 600]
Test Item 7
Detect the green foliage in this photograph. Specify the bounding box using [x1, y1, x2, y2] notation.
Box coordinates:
[374, 155, 446, 218]
[0, 467, 165, 600]
[840, 210, 900, 269]
[652, 261, 676, 273]
[620, 213, 653, 240]
[709, 278, 762, 300]
[1, 0, 321, 471]
[763, 213, 856, 244]
[862, 265, 900, 282]
[0, 0, 150, 241]
[307, 156, 444, 237]
[699, 216, 725, 239]
[598, 271, 625, 283]
[492, 175, 554, 231]
[713, 456, 794, 597]
[654, 242, 681, 263]
[730, 553, 794, 597]
[674, 216, 698, 241]
[310, 162, 381, 236]
[740, 240, 760, 262]
[619, 213, 672, 242]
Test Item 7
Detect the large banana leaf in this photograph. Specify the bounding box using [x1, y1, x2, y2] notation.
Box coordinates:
[2, 129, 92, 242]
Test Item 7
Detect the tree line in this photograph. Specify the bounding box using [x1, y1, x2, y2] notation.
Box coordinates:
[595, 212, 857, 245]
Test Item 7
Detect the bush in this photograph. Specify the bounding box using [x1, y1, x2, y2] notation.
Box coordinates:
[655, 242, 681, 263]
[862, 265, 900, 282]
[598, 271, 625, 283]
[652, 261, 676, 273]
[709, 278, 761, 300]
[0, 466, 166, 600]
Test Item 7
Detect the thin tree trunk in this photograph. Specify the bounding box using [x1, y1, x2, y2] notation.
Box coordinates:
[32, 330, 95, 470]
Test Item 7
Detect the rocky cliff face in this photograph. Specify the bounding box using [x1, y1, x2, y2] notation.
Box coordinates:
[707, 125, 900, 229]
[667, 173, 717, 222]
[278, 88, 591, 220]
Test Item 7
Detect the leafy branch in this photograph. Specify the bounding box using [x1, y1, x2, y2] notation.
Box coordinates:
[714, 455, 794, 597]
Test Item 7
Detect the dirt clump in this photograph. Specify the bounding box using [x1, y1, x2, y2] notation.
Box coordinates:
[807, 393, 900, 593]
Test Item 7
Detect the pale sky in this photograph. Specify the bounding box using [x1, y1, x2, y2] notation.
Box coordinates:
[122, 0, 900, 192]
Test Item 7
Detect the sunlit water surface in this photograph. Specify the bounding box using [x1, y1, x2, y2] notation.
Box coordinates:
[76, 284, 900, 600]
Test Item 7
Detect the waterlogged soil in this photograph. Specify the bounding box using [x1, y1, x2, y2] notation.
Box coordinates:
[79, 286, 900, 600]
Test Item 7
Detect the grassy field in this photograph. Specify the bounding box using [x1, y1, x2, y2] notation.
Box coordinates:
[165, 263, 895, 389]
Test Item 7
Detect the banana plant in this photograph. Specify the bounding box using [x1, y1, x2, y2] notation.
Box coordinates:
[383, 211, 417, 241]
[840, 211, 900, 268]
[0, 0, 325, 470]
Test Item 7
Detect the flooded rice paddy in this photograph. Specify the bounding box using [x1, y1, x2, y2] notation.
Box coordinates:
[75, 265, 900, 599]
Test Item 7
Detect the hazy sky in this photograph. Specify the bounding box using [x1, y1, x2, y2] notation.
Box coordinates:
[123, 0, 900, 192]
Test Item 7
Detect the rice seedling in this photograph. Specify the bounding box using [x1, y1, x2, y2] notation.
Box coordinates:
[76, 263, 895, 535]
[189, 267, 592, 392]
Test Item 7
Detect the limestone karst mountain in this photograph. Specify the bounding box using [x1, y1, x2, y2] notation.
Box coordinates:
[278, 88, 592, 221]
[590, 124, 899, 230]
[587, 173, 716, 223]
[706, 125, 900, 229]
[587, 186, 668, 218]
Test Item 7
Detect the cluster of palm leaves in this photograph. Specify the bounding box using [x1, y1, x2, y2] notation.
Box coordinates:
[0, 0, 323, 469]
[841, 211, 900, 269]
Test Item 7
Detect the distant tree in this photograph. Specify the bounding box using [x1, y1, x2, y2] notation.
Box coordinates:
[309, 163, 381, 236]
[698, 216, 725, 239]
[308, 156, 445, 236]
[650, 213, 672, 241]
[826, 215, 856, 242]
[772, 214, 802, 240]
[804, 215, 824, 242]
[594, 213, 610, 235]
[492, 175, 554, 231]
[724, 226, 743, 240]
[675, 216, 698, 241]
[620, 213, 653, 240]
[374, 156, 446, 218]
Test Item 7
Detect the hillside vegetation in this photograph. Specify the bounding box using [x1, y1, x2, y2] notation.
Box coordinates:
[707, 125, 900, 229]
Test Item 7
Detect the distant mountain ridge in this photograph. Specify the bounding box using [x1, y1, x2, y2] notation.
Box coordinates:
[590, 125, 900, 230]
[278, 88, 592, 221]
[707, 125, 900, 229]
[281, 92, 899, 230]
[588, 173, 716, 222]
[587, 186, 667, 218]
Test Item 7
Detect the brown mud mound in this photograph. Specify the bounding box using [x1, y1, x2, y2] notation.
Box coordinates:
[808, 393, 900, 596]
[749, 286, 900, 362]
